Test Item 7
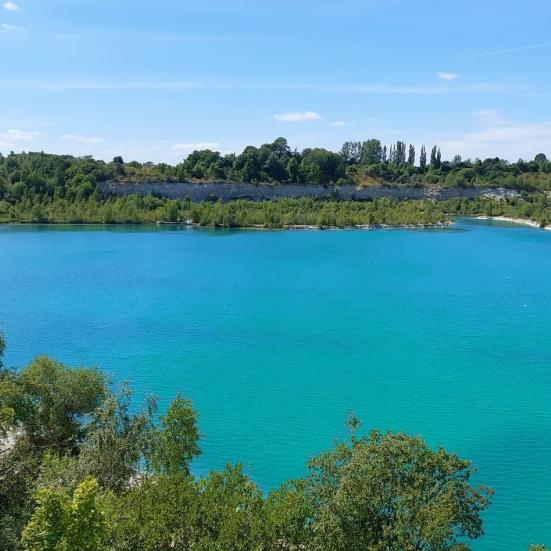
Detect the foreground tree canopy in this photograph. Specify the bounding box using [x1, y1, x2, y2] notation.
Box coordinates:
[0, 339, 548, 549]
[1, 337, 544, 550]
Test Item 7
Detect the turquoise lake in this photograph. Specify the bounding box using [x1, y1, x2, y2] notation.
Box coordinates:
[1, 218, 550, 549]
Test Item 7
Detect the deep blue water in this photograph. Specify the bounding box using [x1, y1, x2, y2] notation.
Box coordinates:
[1, 218, 550, 549]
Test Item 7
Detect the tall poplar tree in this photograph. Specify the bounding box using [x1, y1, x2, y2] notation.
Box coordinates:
[408, 144, 416, 166]
[430, 146, 438, 168]
[419, 145, 427, 169]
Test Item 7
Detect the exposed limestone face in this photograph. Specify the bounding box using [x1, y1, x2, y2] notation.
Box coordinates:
[98, 181, 520, 202]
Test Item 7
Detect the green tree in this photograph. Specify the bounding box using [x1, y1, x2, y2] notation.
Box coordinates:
[270, 137, 291, 157]
[3, 356, 106, 452]
[77, 388, 156, 491]
[394, 141, 407, 166]
[361, 139, 383, 165]
[340, 142, 362, 164]
[420, 145, 427, 170]
[286, 157, 300, 183]
[106, 474, 199, 550]
[300, 149, 344, 184]
[265, 480, 314, 549]
[408, 144, 416, 166]
[304, 430, 493, 550]
[63, 478, 106, 551]
[196, 464, 266, 550]
[21, 487, 68, 551]
[430, 146, 442, 169]
[150, 394, 201, 476]
[22, 477, 105, 551]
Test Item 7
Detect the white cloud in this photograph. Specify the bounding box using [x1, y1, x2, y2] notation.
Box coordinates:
[1, 23, 24, 31]
[171, 142, 219, 152]
[437, 72, 459, 81]
[440, 113, 551, 161]
[330, 121, 346, 127]
[274, 111, 323, 122]
[3, 1, 20, 11]
[0, 128, 37, 149]
[60, 134, 103, 144]
[0, 128, 37, 141]
[473, 110, 509, 126]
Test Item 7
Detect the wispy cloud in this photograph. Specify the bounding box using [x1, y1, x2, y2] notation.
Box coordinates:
[0, 128, 38, 148]
[171, 142, 219, 152]
[0, 79, 448, 96]
[440, 111, 551, 160]
[473, 110, 509, 126]
[0, 78, 532, 99]
[73, 80, 202, 91]
[456, 41, 551, 60]
[330, 121, 346, 127]
[437, 72, 459, 81]
[0, 79, 202, 92]
[2, 1, 20, 11]
[320, 84, 446, 95]
[61, 134, 103, 144]
[0, 128, 37, 141]
[274, 111, 322, 122]
[1, 23, 24, 31]
[57, 33, 77, 41]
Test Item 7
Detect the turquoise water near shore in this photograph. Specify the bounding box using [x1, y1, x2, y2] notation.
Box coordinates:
[1, 218, 550, 549]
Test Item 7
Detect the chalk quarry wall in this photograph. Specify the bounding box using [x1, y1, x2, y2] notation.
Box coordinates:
[98, 181, 519, 202]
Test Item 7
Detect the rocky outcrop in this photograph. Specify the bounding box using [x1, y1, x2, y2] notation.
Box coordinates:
[98, 181, 520, 202]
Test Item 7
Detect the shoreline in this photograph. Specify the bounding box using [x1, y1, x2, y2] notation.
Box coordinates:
[0, 220, 452, 231]
[474, 215, 551, 230]
[3, 217, 551, 231]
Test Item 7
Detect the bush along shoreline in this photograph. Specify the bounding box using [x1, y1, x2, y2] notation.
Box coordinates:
[2, 194, 551, 229]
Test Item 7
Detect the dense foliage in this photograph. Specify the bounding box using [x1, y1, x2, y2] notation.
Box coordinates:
[0, 194, 453, 227]
[3, 191, 551, 229]
[1, 140, 551, 196]
[1, 147, 551, 228]
[5, 338, 545, 550]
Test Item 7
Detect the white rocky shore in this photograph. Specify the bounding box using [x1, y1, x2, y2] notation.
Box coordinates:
[475, 216, 551, 230]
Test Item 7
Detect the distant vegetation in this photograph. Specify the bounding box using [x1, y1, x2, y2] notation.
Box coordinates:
[1, 139, 551, 192]
[0, 336, 500, 550]
[2, 147, 551, 228]
[0, 195, 452, 227]
[3, 191, 551, 229]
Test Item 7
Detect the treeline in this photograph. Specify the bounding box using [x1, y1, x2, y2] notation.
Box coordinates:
[1, 141, 551, 206]
[2, 193, 551, 228]
[0, 336, 504, 550]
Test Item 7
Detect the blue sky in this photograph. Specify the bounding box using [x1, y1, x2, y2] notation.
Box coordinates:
[1, 0, 551, 163]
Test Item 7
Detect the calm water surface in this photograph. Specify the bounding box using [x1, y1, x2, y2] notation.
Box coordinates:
[1, 219, 550, 549]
